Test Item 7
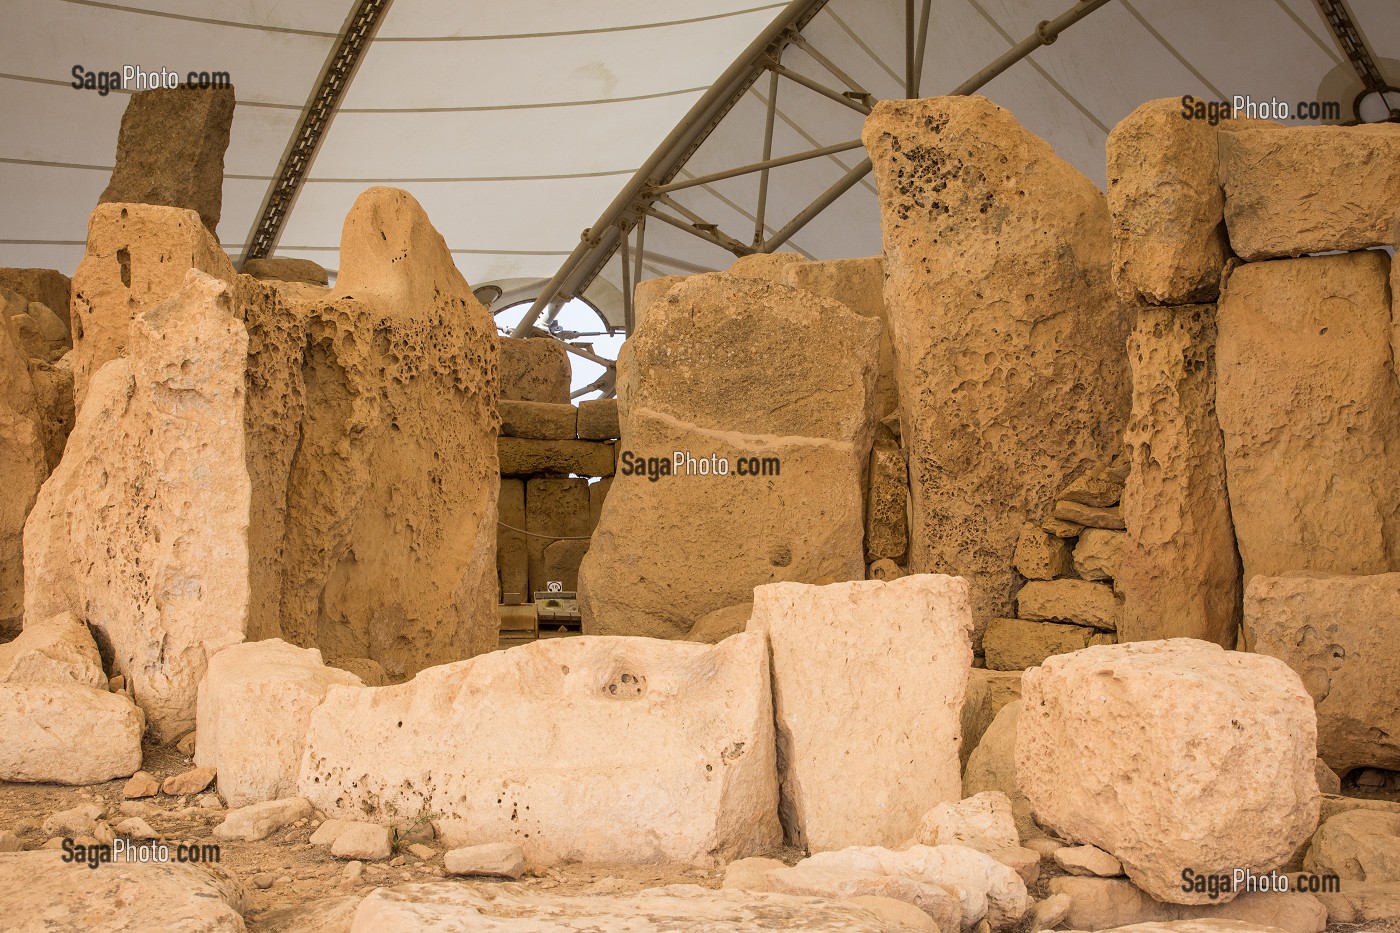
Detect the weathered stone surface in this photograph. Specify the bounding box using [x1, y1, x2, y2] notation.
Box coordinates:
[123, 770, 159, 799]
[1314, 760, 1341, 796]
[1219, 124, 1400, 260]
[1053, 501, 1125, 530]
[1244, 573, 1400, 774]
[499, 399, 577, 440]
[960, 669, 1022, 769]
[577, 398, 620, 440]
[163, 766, 216, 796]
[686, 602, 752, 644]
[541, 539, 588, 593]
[982, 618, 1112, 672]
[913, 792, 1019, 856]
[3, 285, 70, 363]
[588, 477, 611, 529]
[1216, 251, 1400, 584]
[864, 97, 1130, 641]
[1019, 640, 1321, 904]
[1052, 878, 1326, 933]
[196, 639, 363, 808]
[964, 702, 1038, 842]
[270, 188, 500, 679]
[866, 443, 908, 563]
[0, 850, 246, 931]
[1107, 99, 1230, 304]
[215, 797, 313, 842]
[526, 477, 589, 596]
[497, 478, 527, 602]
[1074, 530, 1124, 583]
[99, 86, 234, 235]
[28, 356, 74, 473]
[499, 436, 615, 477]
[241, 257, 329, 286]
[70, 203, 235, 409]
[1119, 305, 1240, 646]
[1304, 809, 1400, 882]
[0, 311, 48, 638]
[331, 822, 393, 861]
[1017, 580, 1120, 631]
[24, 270, 248, 741]
[348, 883, 924, 932]
[1055, 845, 1123, 878]
[582, 271, 878, 638]
[1315, 880, 1400, 924]
[0, 268, 71, 329]
[1012, 524, 1072, 581]
[748, 576, 971, 852]
[500, 336, 570, 403]
[0, 611, 105, 688]
[756, 860, 962, 931]
[0, 683, 143, 784]
[443, 842, 526, 879]
[300, 634, 780, 865]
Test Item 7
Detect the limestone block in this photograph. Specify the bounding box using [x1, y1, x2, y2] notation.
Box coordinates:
[982, 618, 1112, 671]
[299, 633, 780, 865]
[347, 883, 923, 932]
[1315, 880, 1400, 924]
[99, 86, 234, 234]
[332, 823, 393, 861]
[0, 268, 71, 329]
[1017, 580, 1121, 631]
[756, 861, 962, 931]
[196, 639, 363, 808]
[499, 437, 614, 476]
[273, 188, 500, 679]
[1304, 809, 1400, 882]
[0, 683, 143, 784]
[1216, 251, 1400, 584]
[577, 398, 619, 440]
[70, 202, 234, 408]
[0, 850, 246, 931]
[24, 270, 249, 741]
[864, 97, 1130, 641]
[1018, 640, 1321, 904]
[1012, 524, 1072, 581]
[686, 602, 752, 644]
[582, 270, 878, 637]
[499, 399, 577, 440]
[28, 356, 74, 473]
[241, 257, 329, 286]
[1053, 501, 1125, 530]
[1107, 98, 1229, 304]
[0, 314, 47, 638]
[526, 477, 589, 596]
[214, 797, 313, 842]
[0, 611, 105, 689]
[588, 476, 611, 530]
[500, 336, 570, 403]
[1219, 124, 1400, 259]
[1055, 844, 1123, 877]
[866, 442, 908, 562]
[542, 539, 588, 593]
[960, 669, 1022, 769]
[443, 842, 525, 879]
[913, 792, 1020, 856]
[1058, 465, 1126, 509]
[497, 478, 527, 601]
[2, 285, 70, 363]
[964, 702, 1037, 842]
[1051, 877, 1327, 933]
[1073, 530, 1124, 583]
[1243, 573, 1400, 774]
[632, 275, 684, 332]
[747, 576, 971, 851]
[1119, 305, 1240, 646]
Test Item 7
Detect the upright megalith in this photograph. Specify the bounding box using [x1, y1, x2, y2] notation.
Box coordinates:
[99, 86, 235, 236]
[1118, 305, 1241, 646]
[748, 576, 973, 852]
[1215, 251, 1400, 585]
[23, 269, 250, 741]
[864, 96, 1131, 637]
[275, 187, 500, 678]
[579, 272, 879, 638]
[70, 203, 235, 408]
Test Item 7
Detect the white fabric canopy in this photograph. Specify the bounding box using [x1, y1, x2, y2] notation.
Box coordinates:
[1, 0, 1394, 331]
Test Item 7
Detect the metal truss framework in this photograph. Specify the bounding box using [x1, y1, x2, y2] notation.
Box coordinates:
[509, 0, 1117, 346]
[243, 0, 395, 263]
[1314, 0, 1399, 122]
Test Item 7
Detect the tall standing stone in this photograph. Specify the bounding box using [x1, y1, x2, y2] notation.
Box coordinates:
[747, 576, 972, 852]
[1118, 305, 1240, 645]
[272, 189, 499, 679]
[863, 97, 1131, 638]
[99, 86, 235, 235]
[1216, 251, 1400, 585]
[23, 270, 249, 741]
[70, 203, 234, 408]
[0, 312, 48, 639]
[579, 272, 879, 638]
